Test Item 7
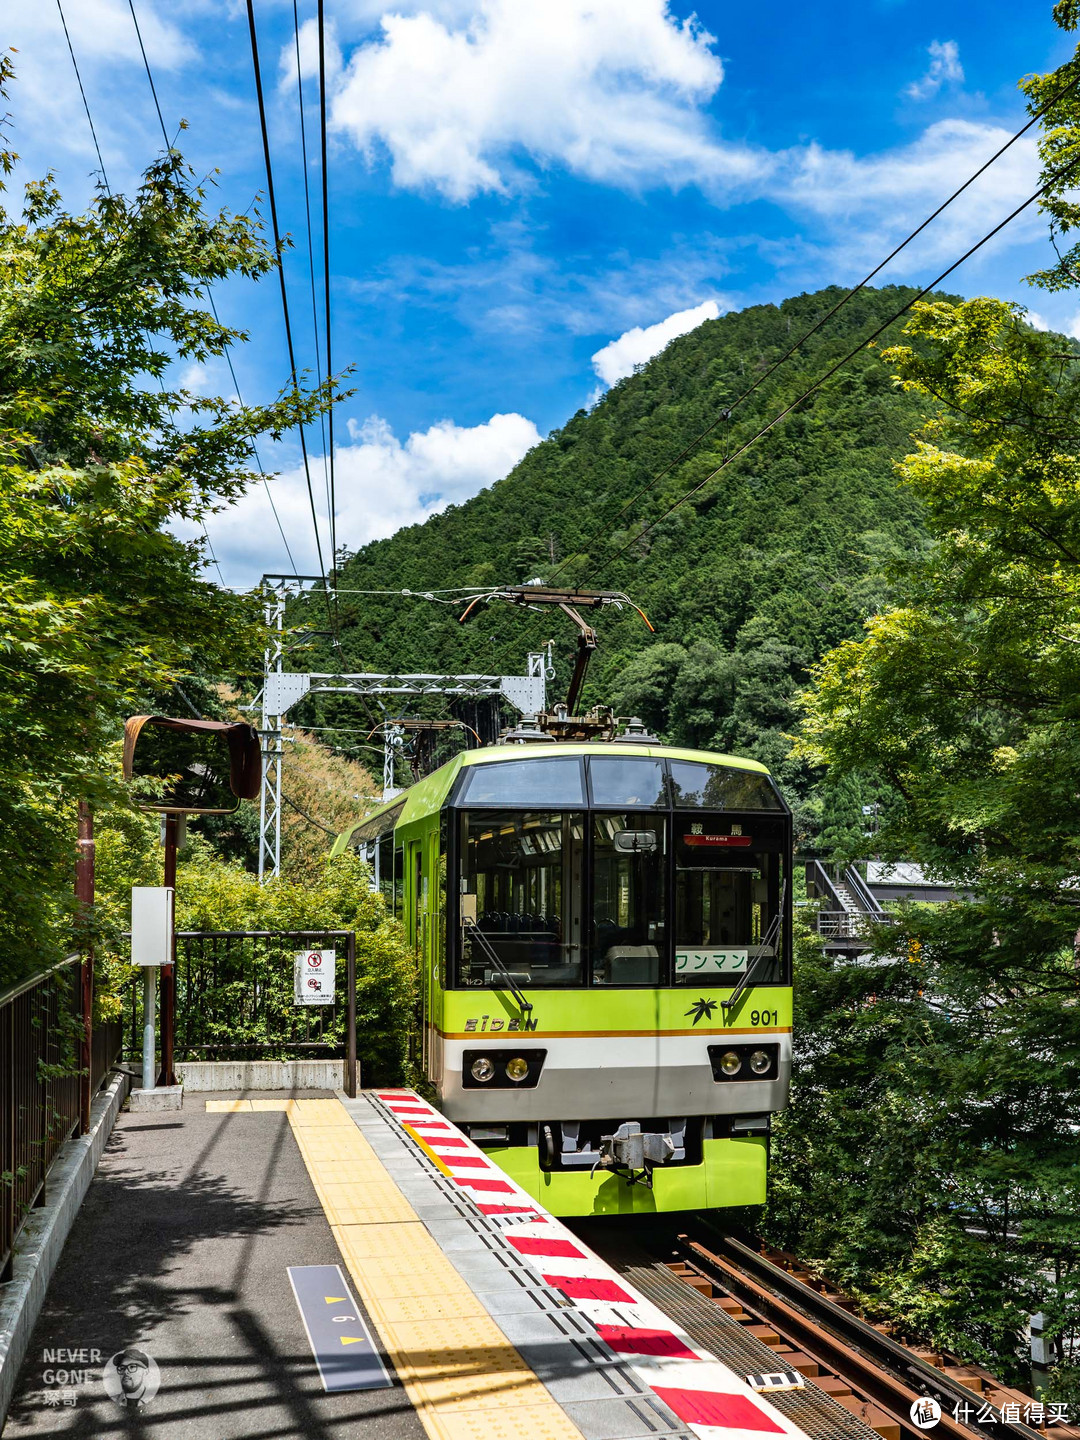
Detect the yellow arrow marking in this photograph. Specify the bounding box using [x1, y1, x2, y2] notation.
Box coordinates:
[340, 1337, 367, 1346]
[324, 1296, 346, 1303]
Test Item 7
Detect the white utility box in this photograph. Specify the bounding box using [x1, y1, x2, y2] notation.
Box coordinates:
[131, 887, 174, 966]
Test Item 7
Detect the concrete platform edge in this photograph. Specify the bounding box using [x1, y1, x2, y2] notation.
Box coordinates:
[0, 1068, 130, 1430]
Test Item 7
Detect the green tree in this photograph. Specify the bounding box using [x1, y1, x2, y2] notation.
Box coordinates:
[781, 191, 1080, 1395]
[0, 62, 333, 982]
[173, 845, 416, 1085]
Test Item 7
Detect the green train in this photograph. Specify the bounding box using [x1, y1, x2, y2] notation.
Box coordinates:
[333, 739, 793, 1216]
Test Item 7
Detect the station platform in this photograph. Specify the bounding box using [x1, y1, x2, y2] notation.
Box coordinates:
[4, 1090, 874, 1440]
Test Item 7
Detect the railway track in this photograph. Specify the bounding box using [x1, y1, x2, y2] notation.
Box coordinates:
[576, 1219, 1078, 1440]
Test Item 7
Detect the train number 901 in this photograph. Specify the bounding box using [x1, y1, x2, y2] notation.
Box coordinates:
[749, 1009, 779, 1027]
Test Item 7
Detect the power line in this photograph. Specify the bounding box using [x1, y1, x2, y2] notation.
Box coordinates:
[55, 0, 109, 189]
[592, 154, 1080, 582]
[317, 0, 338, 595]
[127, 0, 171, 150]
[330, 585, 504, 595]
[125, 3, 299, 581]
[200, 518, 227, 587]
[551, 67, 1080, 586]
[245, 0, 335, 635]
[206, 290, 301, 577]
[291, 0, 333, 534]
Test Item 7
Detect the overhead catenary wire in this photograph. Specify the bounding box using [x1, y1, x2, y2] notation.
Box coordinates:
[290, 0, 333, 535]
[549, 65, 1080, 587]
[592, 152, 1080, 582]
[124, 3, 299, 580]
[56, 0, 109, 190]
[245, 0, 335, 635]
[317, 0, 338, 591]
[127, 0, 174, 150]
[200, 518, 227, 587]
[207, 290, 301, 577]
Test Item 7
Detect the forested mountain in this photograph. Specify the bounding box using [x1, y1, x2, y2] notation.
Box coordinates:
[306, 284, 949, 849]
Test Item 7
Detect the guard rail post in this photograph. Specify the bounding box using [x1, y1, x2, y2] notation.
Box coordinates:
[345, 931, 357, 1098]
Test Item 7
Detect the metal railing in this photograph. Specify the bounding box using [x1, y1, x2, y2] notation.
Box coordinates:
[0, 956, 122, 1282]
[815, 909, 870, 940]
[122, 931, 357, 1094]
[815, 909, 897, 940]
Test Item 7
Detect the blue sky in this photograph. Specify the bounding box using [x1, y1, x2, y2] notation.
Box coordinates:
[6, 1, 1076, 584]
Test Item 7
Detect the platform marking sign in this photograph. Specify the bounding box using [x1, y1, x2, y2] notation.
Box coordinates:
[287, 1264, 392, 1392]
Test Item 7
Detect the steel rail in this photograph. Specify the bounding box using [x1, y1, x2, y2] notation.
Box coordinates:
[680, 1229, 1046, 1440]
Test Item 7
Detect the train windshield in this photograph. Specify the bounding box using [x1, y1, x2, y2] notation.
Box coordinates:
[459, 811, 585, 987]
[673, 816, 783, 985]
[591, 814, 666, 985]
[456, 809, 786, 988]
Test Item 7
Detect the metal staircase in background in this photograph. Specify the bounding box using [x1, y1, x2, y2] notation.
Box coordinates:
[804, 859, 889, 951]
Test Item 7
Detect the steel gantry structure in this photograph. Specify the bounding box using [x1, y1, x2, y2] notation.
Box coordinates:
[253, 577, 551, 877]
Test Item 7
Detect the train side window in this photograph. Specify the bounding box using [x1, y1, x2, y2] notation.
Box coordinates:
[458, 811, 584, 988]
[587, 757, 666, 808]
[590, 814, 667, 986]
[375, 832, 394, 912]
[393, 847, 404, 923]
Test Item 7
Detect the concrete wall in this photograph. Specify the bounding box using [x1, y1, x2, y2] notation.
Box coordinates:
[177, 1059, 346, 1092]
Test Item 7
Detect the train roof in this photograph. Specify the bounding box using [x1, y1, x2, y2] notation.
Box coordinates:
[331, 742, 781, 855]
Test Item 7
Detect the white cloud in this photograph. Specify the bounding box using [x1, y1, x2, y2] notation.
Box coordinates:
[279, 16, 343, 89]
[329, 0, 761, 202]
[1025, 310, 1050, 331]
[778, 119, 1041, 276]
[905, 40, 964, 102]
[591, 299, 721, 386]
[191, 411, 541, 586]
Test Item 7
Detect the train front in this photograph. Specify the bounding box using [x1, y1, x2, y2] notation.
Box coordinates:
[438, 746, 792, 1216]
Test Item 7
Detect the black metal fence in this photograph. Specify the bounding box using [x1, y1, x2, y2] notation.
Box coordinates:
[0, 957, 122, 1282]
[123, 931, 357, 1088]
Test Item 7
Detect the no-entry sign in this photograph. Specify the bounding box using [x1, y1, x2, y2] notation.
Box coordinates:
[293, 949, 336, 1006]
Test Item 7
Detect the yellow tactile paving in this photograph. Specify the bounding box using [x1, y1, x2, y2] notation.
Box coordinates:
[324, 1221, 426, 1261]
[421, 1403, 585, 1440]
[380, 1317, 533, 1361]
[293, 1132, 375, 1163]
[315, 1184, 418, 1226]
[281, 1097, 585, 1440]
[334, 1252, 465, 1298]
[287, 1098, 356, 1127]
[409, 1373, 552, 1410]
[204, 1099, 252, 1112]
[249, 1098, 298, 1112]
[370, 1293, 489, 1325]
[298, 1158, 388, 1184]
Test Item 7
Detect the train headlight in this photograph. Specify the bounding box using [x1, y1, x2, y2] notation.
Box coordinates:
[749, 1050, 772, 1076]
[719, 1050, 742, 1077]
[505, 1057, 530, 1083]
[470, 1057, 495, 1083]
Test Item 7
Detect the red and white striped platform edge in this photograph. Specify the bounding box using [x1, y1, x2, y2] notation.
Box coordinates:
[374, 1090, 808, 1440]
